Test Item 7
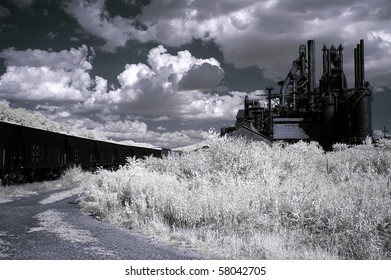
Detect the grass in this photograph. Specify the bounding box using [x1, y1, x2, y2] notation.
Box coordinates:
[72, 137, 391, 259]
[0, 166, 87, 203]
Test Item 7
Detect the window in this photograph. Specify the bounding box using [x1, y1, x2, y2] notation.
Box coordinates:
[60, 153, 67, 165]
[32, 145, 39, 165]
[74, 149, 79, 163]
[91, 144, 99, 164]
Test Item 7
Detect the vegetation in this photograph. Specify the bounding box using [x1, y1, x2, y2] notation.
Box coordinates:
[0, 102, 154, 147]
[75, 137, 391, 259]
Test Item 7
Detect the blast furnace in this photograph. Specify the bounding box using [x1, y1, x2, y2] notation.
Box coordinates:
[221, 39, 373, 150]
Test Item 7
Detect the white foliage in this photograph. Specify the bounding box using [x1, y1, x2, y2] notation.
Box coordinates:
[76, 137, 391, 259]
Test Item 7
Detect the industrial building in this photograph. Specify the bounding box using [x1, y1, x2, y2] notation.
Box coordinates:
[221, 39, 372, 150]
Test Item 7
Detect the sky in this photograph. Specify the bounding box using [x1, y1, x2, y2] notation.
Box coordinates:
[0, 0, 390, 148]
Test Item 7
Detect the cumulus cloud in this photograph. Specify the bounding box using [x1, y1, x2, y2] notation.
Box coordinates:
[48, 111, 208, 148]
[0, 46, 96, 101]
[83, 45, 245, 120]
[0, 43, 246, 147]
[0, 45, 93, 70]
[0, 66, 87, 101]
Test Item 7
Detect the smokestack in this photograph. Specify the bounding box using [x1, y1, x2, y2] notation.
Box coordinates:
[308, 40, 315, 111]
[356, 43, 362, 88]
[354, 47, 358, 88]
[327, 48, 331, 94]
[360, 39, 365, 87]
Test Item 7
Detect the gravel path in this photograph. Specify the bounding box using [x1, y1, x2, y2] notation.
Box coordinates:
[0, 187, 205, 260]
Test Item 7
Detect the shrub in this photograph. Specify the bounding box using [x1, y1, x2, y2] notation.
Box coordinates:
[77, 137, 391, 259]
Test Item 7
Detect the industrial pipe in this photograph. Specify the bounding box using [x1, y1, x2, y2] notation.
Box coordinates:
[279, 61, 298, 107]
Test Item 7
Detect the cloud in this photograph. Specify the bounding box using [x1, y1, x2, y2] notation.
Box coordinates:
[0, 45, 93, 70]
[178, 63, 224, 91]
[63, 0, 135, 52]
[130, 0, 391, 86]
[364, 31, 391, 87]
[0, 66, 87, 101]
[47, 111, 208, 148]
[0, 5, 11, 17]
[47, 32, 58, 39]
[152, 116, 170, 121]
[0, 45, 96, 101]
[0, 43, 245, 147]
[58, 0, 391, 87]
[83, 45, 245, 121]
[10, 0, 36, 8]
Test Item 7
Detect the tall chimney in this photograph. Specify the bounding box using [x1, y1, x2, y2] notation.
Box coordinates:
[360, 39, 365, 87]
[308, 40, 315, 111]
[356, 43, 362, 87]
[354, 47, 358, 88]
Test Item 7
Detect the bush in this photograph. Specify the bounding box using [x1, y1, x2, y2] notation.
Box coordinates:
[77, 138, 391, 259]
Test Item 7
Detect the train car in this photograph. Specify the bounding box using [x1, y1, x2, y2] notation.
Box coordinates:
[0, 121, 166, 184]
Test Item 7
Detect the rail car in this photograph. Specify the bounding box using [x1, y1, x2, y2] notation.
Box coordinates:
[0, 121, 169, 184]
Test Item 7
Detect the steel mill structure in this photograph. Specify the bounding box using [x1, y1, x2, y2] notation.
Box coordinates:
[221, 39, 373, 150]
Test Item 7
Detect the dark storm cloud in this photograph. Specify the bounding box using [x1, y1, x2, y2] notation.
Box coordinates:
[17, 0, 388, 87]
[54, 0, 390, 85]
[277, 0, 350, 15]
[178, 63, 224, 91]
[140, 0, 259, 21]
[0, 5, 11, 16]
[126, 0, 391, 85]
[9, 0, 36, 9]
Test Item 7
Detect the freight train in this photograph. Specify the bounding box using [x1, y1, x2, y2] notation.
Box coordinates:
[221, 39, 373, 150]
[0, 121, 169, 184]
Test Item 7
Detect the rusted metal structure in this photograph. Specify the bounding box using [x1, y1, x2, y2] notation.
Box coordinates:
[221, 39, 373, 150]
